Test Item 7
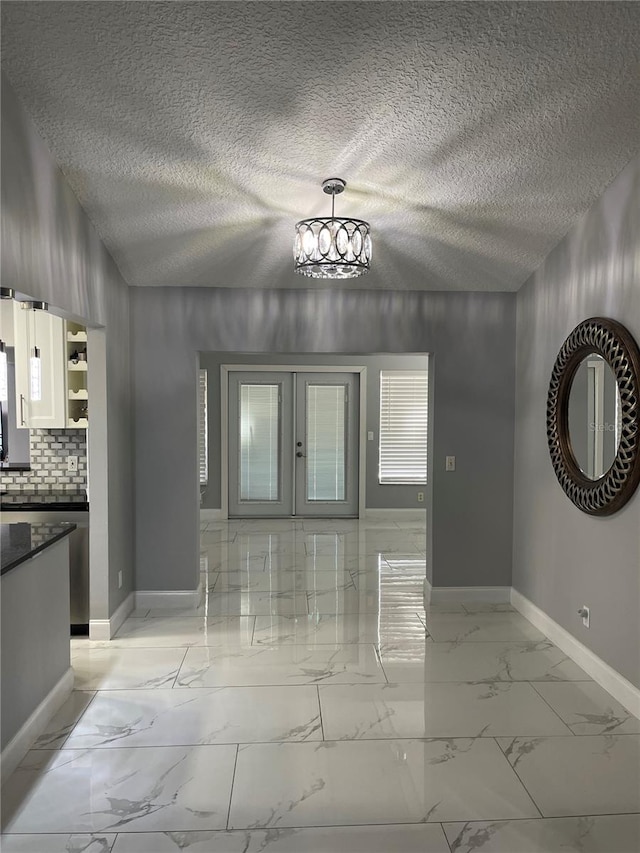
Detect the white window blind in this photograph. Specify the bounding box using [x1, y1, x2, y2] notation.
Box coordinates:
[306, 384, 346, 501]
[239, 384, 280, 501]
[198, 369, 208, 486]
[379, 370, 428, 484]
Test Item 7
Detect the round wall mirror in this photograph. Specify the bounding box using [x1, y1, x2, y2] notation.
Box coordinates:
[567, 354, 622, 480]
[547, 318, 640, 515]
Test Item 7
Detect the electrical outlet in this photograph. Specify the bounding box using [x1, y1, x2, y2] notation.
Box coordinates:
[118, 570, 123, 589]
[367, 431, 374, 441]
[578, 605, 590, 628]
[417, 491, 424, 502]
[67, 455, 78, 473]
[445, 455, 456, 471]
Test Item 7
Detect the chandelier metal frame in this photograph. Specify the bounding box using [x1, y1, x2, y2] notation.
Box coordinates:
[294, 178, 371, 279]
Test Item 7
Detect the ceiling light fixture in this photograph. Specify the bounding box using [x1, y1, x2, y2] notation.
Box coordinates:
[0, 340, 7, 403]
[21, 301, 48, 402]
[294, 178, 371, 279]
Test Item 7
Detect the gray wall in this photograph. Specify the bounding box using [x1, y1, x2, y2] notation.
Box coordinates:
[132, 287, 516, 592]
[513, 154, 640, 689]
[199, 352, 428, 511]
[1, 74, 133, 620]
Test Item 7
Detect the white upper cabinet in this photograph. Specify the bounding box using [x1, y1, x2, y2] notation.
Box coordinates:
[13, 304, 67, 429]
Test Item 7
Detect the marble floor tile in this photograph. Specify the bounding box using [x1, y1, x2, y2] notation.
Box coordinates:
[379, 640, 590, 683]
[532, 681, 640, 734]
[202, 590, 309, 617]
[378, 636, 434, 660]
[422, 601, 468, 613]
[200, 530, 237, 545]
[423, 612, 547, 643]
[461, 601, 515, 613]
[497, 734, 640, 816]
[32, 691, 96, 748]
[207, 553, 269, 573]
[303, 551, 366, 570]
[211, 570, 355, 593]
[301, 519, 364, 533]
[103, 615, 255, 648]
[306, 587, 381, 614]
[228, 739, 538, 828]
[109, 824, 451, 852]
[71, 647, 187, 690]
[444, 815, 640, 853]
[0, 835, 116, 853]
[1, 745, 237, 833]
[64, 686, 322, 747]
[319, 681, 573, 740]
[228, 533, 305, 557]
[230, 519, 303, 534]
[176, 643, 386, 687]
[252, 612, 426, 646]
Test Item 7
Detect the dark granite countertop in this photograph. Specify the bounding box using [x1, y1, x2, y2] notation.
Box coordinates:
[1, 522, 77, 576]
[0, 491, 89, 510]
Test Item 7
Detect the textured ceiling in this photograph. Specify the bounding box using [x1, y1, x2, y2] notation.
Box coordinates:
[2, 2, 640, 291]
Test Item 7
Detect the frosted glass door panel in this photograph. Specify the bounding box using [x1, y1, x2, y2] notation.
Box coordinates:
[306, 385, 346, 501]
[240, 384, 280, 501]
[228, 372, 294, 517]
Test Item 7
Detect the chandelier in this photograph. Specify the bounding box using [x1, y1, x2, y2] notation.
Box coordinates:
[294, 178, 371, 278]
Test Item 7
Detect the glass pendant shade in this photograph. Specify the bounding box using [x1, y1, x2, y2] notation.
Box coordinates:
[30, 347, 42, 402]
[0, 343, 7, 403]
[294, 179, 371, 278]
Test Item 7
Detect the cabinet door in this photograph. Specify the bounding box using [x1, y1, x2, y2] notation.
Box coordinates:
[13, 307, 66, 429]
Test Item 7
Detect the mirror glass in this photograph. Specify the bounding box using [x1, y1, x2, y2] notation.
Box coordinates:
[568, 354, 622, 479]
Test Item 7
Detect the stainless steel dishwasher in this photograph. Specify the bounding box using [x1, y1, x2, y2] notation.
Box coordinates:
[0, 508, 89, 632]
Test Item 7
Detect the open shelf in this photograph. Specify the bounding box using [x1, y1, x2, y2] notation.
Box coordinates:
[65, 322, 88, 428]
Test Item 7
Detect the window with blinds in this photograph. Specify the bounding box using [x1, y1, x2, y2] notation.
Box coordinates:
[379, 369, 428, 484]
[198, 369, 208, 486]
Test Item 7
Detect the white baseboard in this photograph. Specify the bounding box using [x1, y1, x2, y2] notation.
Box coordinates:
[428, 585, 511, 604]
[135, 585, 202, 611]
[1, 667, 74, 786]
[200, 509, 226, 522]
[511, 588, 640, 720]
[364, 509, 426, 521]
[89, 591, 135, 641]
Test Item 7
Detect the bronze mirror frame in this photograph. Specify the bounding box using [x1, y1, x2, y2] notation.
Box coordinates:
[547, 317, 640, 516]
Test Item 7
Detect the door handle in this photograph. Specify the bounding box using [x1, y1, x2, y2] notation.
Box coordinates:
[20, 393, 26, 426]
[296, 451, 306, 458]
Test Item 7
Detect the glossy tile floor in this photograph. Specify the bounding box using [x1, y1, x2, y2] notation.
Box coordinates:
[2, 518, 640, 852]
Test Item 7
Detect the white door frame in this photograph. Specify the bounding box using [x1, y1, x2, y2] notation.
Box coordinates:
[221, 364, 367, 519]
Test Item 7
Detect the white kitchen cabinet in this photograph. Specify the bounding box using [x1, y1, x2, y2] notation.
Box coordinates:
[13, 304, 67, 428]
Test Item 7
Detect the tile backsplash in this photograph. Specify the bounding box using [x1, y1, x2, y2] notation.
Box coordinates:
[1, 429, 87, 492]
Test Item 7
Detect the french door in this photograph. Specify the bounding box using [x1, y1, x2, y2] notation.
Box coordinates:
[228, 371, 359, 517]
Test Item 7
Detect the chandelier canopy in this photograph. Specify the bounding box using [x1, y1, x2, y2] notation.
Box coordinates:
[294, 178, 371, 279]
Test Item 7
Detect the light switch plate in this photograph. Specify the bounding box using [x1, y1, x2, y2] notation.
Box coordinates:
[445, 455, 456, 471]
[367, 431, 374, 441]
